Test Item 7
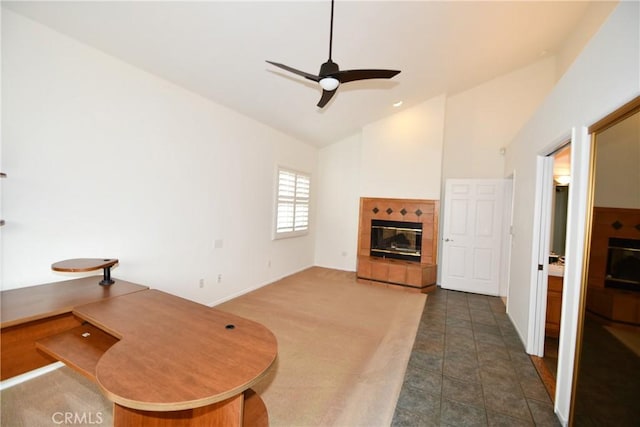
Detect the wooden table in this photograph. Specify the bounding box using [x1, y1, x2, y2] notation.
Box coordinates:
[2, 278, 277, 426]
[38, 289, 277, 425]
[1, 276, 148, 379]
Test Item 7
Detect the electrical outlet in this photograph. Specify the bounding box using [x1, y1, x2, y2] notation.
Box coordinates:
[199, 278, 204, 288]
[217, 274, 222, 283]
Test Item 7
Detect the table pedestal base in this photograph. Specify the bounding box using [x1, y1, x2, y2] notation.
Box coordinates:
[113, 389, 268, 427]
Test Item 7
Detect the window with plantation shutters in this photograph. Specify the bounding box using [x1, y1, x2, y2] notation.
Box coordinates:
[275, 168, 310, 238]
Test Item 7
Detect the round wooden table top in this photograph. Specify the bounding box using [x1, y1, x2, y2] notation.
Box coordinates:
[75, 290, 278, 411]
[52, 258, 119, 273]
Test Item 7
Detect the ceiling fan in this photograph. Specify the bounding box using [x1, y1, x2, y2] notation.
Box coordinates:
[266, 0, 401, 109]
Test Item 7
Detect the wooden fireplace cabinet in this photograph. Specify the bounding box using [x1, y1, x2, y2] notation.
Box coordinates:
[356, 198, 439, 293]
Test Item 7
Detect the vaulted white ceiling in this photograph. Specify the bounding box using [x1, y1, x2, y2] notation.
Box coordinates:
[4, 1, 598, 147]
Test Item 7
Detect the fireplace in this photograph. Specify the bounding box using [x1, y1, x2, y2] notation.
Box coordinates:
[370, 219, 422, 262]
[605, 237, 640, 291]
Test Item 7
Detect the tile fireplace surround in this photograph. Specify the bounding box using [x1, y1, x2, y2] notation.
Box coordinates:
[587, 207, 640, 325]
[357, 197, 439, 293]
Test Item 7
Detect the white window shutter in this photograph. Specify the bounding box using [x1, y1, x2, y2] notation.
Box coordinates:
[276, 168, 310, 237]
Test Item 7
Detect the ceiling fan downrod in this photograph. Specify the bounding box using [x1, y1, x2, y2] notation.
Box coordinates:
[328, 0, 335, 61]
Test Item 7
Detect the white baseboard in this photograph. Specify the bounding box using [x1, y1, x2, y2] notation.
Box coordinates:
[206, 264, 314, 307]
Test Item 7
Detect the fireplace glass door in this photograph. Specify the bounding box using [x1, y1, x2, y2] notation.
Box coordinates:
[370, 220, 422, 262]
[605, 237, 640, 291]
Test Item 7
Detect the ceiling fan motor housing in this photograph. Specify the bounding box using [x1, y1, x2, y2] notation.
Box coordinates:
[320, 60, 339, 77]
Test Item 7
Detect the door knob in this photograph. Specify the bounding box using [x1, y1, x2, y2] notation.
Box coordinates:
[444, 238, 453, 242]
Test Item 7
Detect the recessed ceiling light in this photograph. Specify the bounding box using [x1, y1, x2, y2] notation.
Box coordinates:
[393, 101, 403, 107]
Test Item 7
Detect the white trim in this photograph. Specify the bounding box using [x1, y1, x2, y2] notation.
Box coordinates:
[555, 127, 592, 422]
[500, 174, 515, 300]
[0, 362, 65, 390]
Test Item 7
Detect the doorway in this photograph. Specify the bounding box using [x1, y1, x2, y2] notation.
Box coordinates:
[541, 145, 572, 390]
[529, 140, 572, 358]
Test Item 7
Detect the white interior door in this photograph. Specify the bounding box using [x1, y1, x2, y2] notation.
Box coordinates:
[441, 179, 505, 295]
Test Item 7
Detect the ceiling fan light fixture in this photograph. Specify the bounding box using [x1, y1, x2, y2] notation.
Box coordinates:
[319, 77, 340, 91]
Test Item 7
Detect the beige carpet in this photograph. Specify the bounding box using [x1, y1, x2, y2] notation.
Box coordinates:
[1, 366, 113, 426]
[1, 267, 425, 427]
[217, 267, 426, 427]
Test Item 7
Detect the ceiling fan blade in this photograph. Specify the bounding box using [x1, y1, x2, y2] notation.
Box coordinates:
[266, 61, 320, 82]
[317, 89, 336, 108]
[334, 69, 401, 84]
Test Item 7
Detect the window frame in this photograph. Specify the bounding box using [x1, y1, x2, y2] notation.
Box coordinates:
[273, 167, 311, 239]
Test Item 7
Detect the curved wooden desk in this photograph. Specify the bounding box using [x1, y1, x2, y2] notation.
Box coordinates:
[36, 289, 277, 426]
[0, 276, 148, 379]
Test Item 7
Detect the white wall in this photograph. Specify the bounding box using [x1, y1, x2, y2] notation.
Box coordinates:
[360, 95, 446, 200]
[594, 111, 640, 208]
[442, 57, 557, 180]
[555, 1, 618, 80]
[1, 10, 317, 305]
[503, 2, 639, 423]
[314, 134, 361, 270]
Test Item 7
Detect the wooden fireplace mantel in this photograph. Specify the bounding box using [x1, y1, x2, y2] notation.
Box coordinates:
[356, 197, 439, 293]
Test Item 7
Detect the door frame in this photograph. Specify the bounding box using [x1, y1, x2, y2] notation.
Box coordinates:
[500, 175, 515, 302]
[528, 127, 593, 424]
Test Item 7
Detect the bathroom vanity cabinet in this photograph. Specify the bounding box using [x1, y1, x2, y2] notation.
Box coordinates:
[546, 275, 564, 338]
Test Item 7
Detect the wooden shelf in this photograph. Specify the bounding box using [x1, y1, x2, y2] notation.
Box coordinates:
[52, 258, 119, 286]
[36, 323, 118, 381]
[52, 258, 118, 273]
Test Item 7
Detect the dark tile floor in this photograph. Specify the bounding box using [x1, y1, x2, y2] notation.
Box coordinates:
[572, 315, 640, 426]
[392, 287, 560, 426]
